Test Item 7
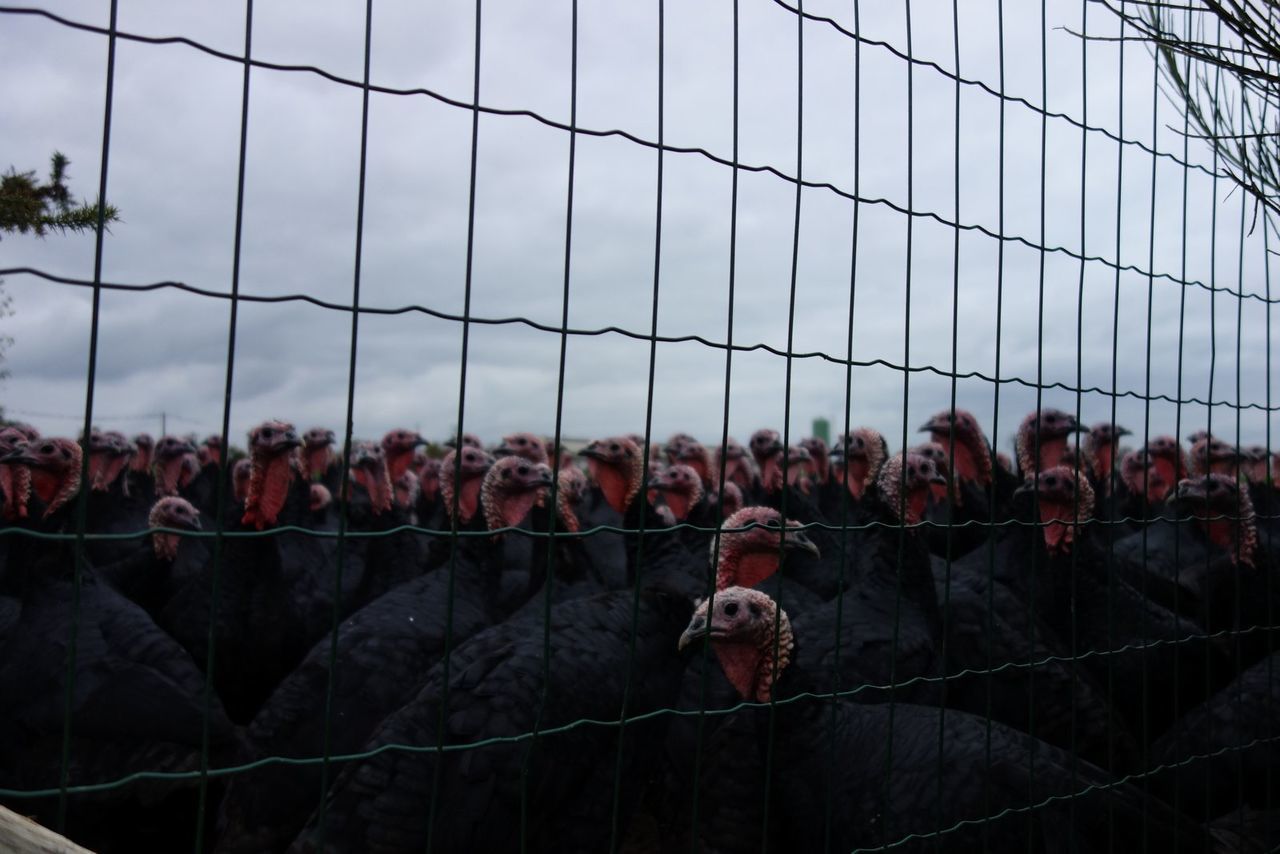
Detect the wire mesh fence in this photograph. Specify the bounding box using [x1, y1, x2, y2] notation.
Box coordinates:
[0, 0, 1277, 852]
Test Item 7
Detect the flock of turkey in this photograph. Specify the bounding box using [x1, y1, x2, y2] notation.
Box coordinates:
[0, 408, 1276, 852]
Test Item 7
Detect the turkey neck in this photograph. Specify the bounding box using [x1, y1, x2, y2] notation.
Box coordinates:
[856, 499, 939, 604]
[1, 498, 83, 594]
[622, 495, 669, 586]
[440, 515, 506, 616]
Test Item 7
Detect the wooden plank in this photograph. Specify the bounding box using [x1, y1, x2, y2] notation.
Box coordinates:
[0, 805, 94, 853]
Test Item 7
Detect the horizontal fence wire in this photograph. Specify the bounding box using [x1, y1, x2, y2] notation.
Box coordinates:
[0, 508, 1274, 543]
[0, 3, 1234, 190]
[0, 693, 1274, 799]
[1, 1, 1278, 852]
[3, 6, 1278, 305]
[3, 268, 1277, 413]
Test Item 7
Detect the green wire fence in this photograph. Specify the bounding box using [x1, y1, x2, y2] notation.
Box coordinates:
[0, 0, 1277, 852]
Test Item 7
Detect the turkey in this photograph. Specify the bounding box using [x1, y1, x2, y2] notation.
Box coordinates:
[94, 496, 207, 619]
[300, 427, 341, 494]
[1116, 474, 1277, 670]
[214, 455, 550, 853]
[158, 420, 366, 723]
[918, 408, 1016, 559]
[0, 438, 245, 853]
[1148, 650, 1280, 823]
[288, 578, 695, 853]
[989, 466, 1230, 746]
[676, 586, 1217, 853]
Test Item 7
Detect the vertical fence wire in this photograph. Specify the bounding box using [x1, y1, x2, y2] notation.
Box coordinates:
[760, 0, 811, 843]
[530, 0, 576, 842]
[1028, 0, 1050, 834]
[1167, 0, 1194, 825]
[1110, 11, 1133, 842]
[427, 0, 484, 849]
[1142, 12, 1168, 848]
[1202, 20, 1225, 828]
[985, 1, 1009, 845]
[822, 0, 862, 847]
[883, 0, 913, 846]
[191, 1, 254, 848]
[1070, 1, 1091, 841]
[689, 0, 743, 848]
[311, 1, 375, 848]
[58, 0, 119, 835]
[599, 2, 670, 851]
[1263, 134, 1276, 854]
[934, 0, 963, 842]
[1230, 65, 1249, 848]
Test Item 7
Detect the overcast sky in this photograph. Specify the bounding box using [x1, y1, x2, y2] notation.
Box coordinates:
[2, 0, 1276, 456]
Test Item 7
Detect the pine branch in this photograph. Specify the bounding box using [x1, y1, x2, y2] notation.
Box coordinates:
[1086, 0, 1280, 229]
[0, 151, 120, 238]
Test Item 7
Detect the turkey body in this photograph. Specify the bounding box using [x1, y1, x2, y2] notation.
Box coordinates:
[765, 689, 1215, 854]
[214, 538, 496, 853]
[0, 569, 244, 852]
[289, 584, 694, 853]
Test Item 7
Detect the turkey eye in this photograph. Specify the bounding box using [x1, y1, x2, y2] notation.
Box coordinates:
[41, 444, 54, 454]
[723, 601, 739, 617]
[749, 603, 762, 617]
[518, 466, 529, 475]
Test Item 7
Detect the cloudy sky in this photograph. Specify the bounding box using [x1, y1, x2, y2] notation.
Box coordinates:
[2, 0, 1276, 457]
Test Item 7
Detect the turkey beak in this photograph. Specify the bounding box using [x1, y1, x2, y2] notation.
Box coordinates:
[1172, 478, 1205, 504]
[535, 466, 555, 489]
[578, 443, 606, 461]
[783, 528, 820, 558]
[1012, 480, 1035, 498]
[929, 474, 947, 486]
[0, 446, 36, 467]
[493, 444, 516, 459]
[678, 613, 712, 652]
[172, 514, 202, 533]
[918, 416, 945, 434]
[1115, 426, 1132, 438]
